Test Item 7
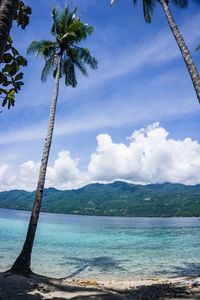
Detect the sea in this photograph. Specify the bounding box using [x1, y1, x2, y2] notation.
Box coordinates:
[0, 208, 199, 280]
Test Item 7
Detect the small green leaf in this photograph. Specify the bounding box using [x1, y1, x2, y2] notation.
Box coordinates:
[16, 81, 24, 86]
[7, 36, 13, 44]
[2, 97, 7, 107]
[24, 6, 32, 14]
[8, 89, 15, 96]
[2, 79, 11, 87]
[2, 64, 12, 73]
[16, 55, 27, 66]
[11, 47, 19, 57]
[5, 62, 20, 76]
[15, 72, 23, 81]
[0, 88, 7, 94]
[2, 53, 13, 63]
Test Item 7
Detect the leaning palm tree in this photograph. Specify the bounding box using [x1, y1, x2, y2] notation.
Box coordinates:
[111, 0, 200, 104]
[10, 6, 97, 274]
[0, 0, 19, 62]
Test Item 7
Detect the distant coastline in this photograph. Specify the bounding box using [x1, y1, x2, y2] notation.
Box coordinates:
[0, 181, 200, 217]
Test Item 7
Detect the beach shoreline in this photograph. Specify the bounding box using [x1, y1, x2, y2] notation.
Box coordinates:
[0, 271, 199, 299]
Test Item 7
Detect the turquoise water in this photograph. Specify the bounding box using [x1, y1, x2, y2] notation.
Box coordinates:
[0, 208, 200, 279]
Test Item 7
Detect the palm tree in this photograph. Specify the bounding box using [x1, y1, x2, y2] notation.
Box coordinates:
[111, 0, 200, 104]
[0, 0, 19, 62]
[10, 6, 97, 274]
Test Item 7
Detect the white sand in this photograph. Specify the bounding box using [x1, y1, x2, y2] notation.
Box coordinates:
[0, 272, 200, 299]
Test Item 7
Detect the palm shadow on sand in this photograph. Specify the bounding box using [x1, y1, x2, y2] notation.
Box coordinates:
[1, 271, 200, 300]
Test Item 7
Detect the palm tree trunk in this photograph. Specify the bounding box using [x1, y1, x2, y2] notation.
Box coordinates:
[0, 0, 18, 63]
[159, 0, 200, 104]
[10, 56, 62, 274]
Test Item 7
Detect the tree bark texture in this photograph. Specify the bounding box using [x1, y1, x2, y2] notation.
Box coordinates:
[159, 0, 200, 104]
[10, 56, 62, 274]
[0, 0, 18, 62]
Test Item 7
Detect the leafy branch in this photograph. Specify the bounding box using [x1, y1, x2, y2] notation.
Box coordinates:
[0, 1, 31, 109]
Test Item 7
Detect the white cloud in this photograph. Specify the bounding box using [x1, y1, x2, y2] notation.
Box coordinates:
[0, 151, 87, 191]
[19, 160, 40, 190]
[0, 165, 10, 186]
[88, 123, 200, 185]
[1, 123, 200, 191]
[0, 160, 39, 191]
[46, 151, 86, 189]
[0, 164, 16, 190]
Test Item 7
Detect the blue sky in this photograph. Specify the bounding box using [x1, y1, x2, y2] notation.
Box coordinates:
[1, 0, 200, 190]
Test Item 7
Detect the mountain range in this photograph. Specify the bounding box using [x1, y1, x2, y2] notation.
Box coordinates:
[0, 181, 200, 217]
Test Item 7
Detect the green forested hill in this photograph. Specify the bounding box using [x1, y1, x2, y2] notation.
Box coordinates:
[0, 181, 200, 217]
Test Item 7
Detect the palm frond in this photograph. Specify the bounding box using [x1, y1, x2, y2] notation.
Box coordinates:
[67, 20, 94, 43]
[41, 56, 55, 82]
[51, 8, 61, 36]
[60, 7, 68, 32]
[60, 31, 76, 42]
[27, 40, 55, 59]
[51, 6, 78, 39]
[27, 41, 49, 55]
[142, 0, 156, 23]
[74, 60, 88, 76]
[66, 7, 77, 27]
[28, 6, 97, 85]
[63, 58, 77, 87]
[172, 0, 188, 8]
[73, 47, 98, 69]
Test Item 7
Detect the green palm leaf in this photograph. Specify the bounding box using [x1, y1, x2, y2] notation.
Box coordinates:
[27, 41, 55, 59]
[51, 8, 61, 36]
[11, 3, 98, 276]
[74, 60, 88, 76]
[63, 58, 77, 87]
[69, 47, 97, 70]
[27, 5, 97, 85]
[113, 0, 187, 23]
[41, 56, 55, 82]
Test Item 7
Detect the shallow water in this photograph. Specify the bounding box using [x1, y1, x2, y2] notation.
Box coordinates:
[0, 208, 200, 279]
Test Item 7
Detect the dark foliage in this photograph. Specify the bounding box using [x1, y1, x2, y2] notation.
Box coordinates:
[0, 1, 31, 109]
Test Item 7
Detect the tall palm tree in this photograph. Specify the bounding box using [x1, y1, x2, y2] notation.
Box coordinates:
[10, 6, 97, 274]
[0, 0, 19, 62]
[111, 0, 200, 104]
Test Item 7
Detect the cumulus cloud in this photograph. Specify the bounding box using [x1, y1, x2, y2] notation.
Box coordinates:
[0, 160, 38, 191]
[1, 123, 200, 191]
[46, 151, 86, 189]
[0, 151, 87, 191]
[88, 122, 200, 185]
[0, 164, 15, 190]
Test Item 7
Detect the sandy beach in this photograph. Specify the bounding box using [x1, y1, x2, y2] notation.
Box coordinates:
[0, 272, 200, 299]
